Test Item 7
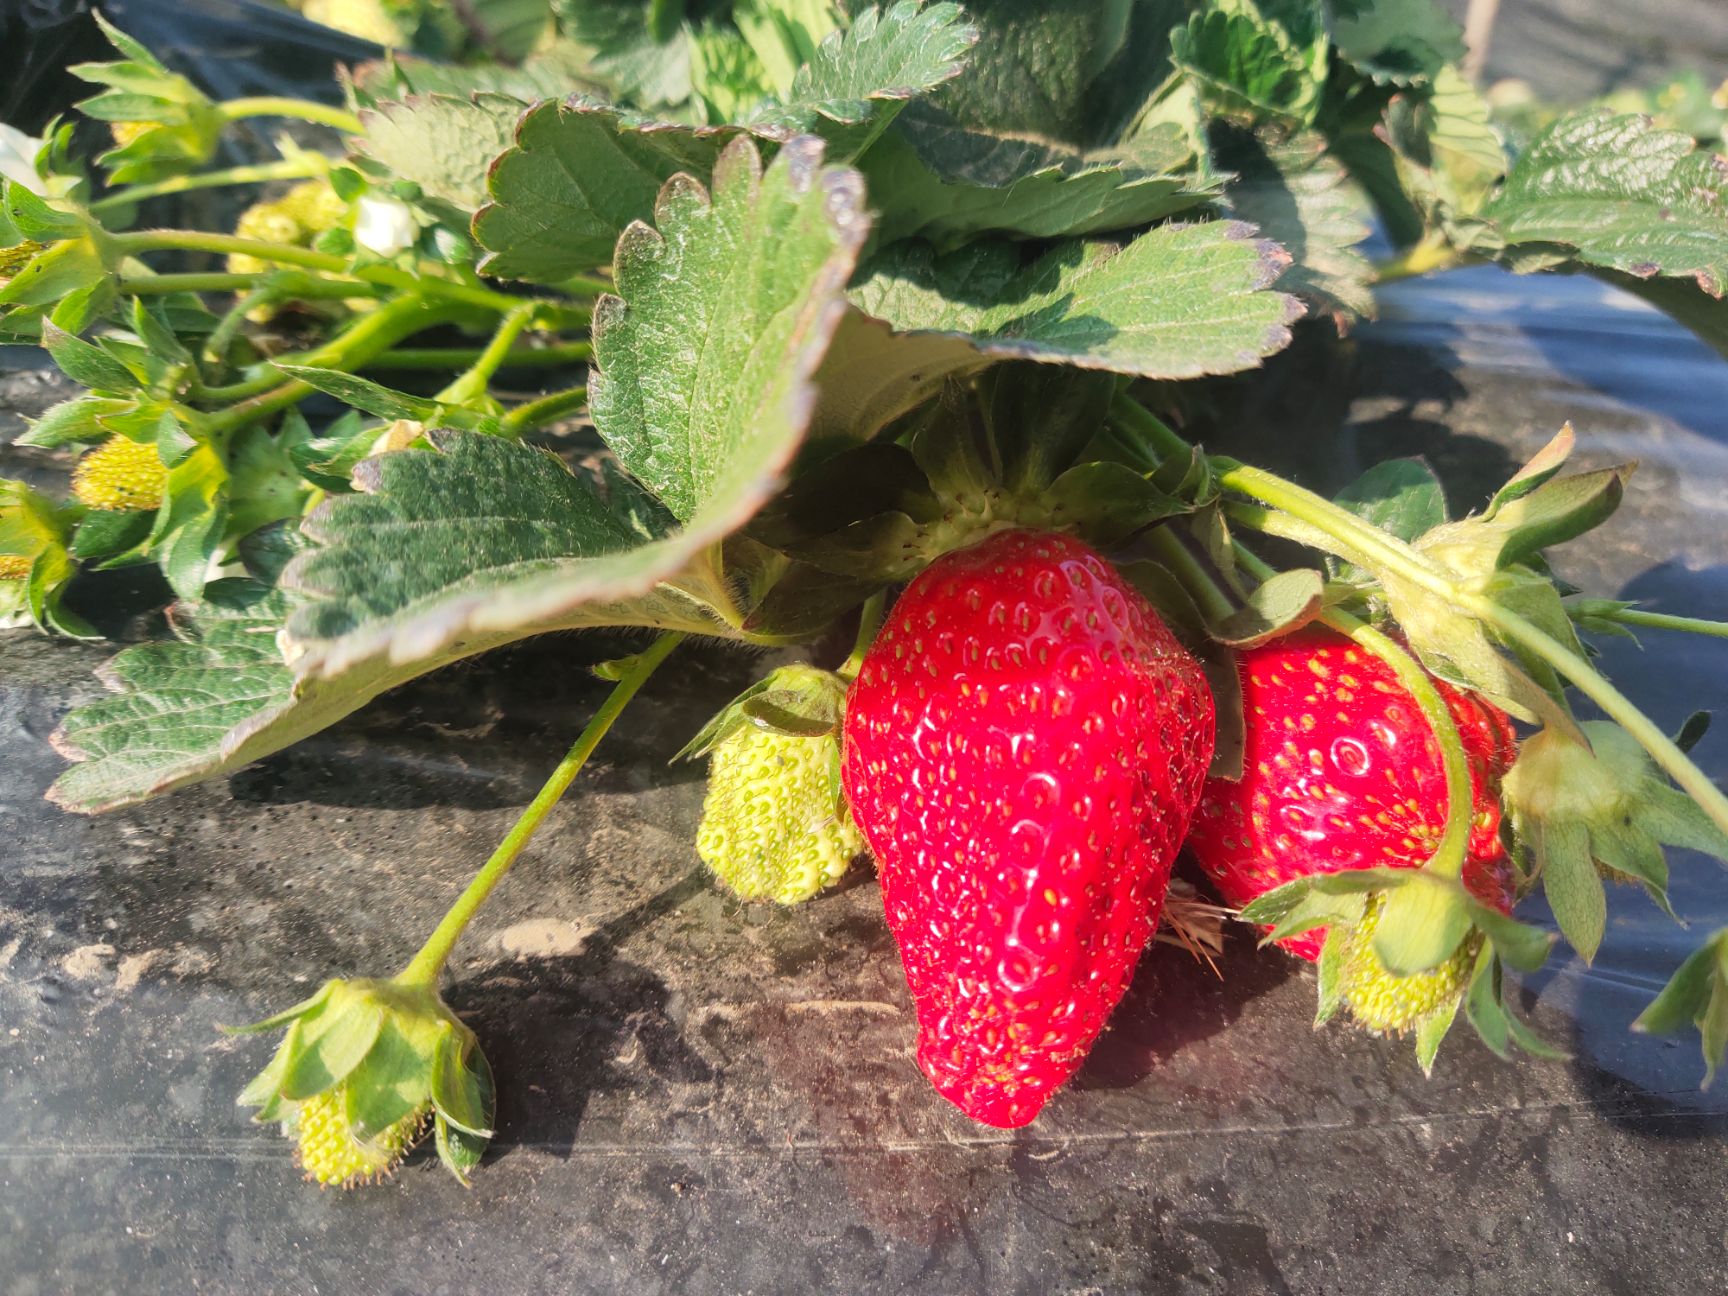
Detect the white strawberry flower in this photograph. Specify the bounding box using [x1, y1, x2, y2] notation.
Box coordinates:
[354, 196, 416, 256]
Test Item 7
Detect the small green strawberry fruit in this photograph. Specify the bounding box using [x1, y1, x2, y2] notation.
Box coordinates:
[231, 977, 493, 1188]
[1505, 720, 1728, 962]
[684, 664, 862, 904]
[1337, 894, 1479, 1035]
[72, 435, 165, 512]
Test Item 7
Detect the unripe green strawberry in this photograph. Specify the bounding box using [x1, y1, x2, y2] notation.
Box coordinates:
[0, 553, 29, 581]
[1338, 894, 1480, 1035]
[688, 664, 861, 904]
[234, 977, 494, 1188]
[292, 1088, 429, 1188]
[72, 435, 165, 512]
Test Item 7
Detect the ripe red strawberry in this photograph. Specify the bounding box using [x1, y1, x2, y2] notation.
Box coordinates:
[1186, 627, 1517, 960]
[842, 529, 1215, 1128]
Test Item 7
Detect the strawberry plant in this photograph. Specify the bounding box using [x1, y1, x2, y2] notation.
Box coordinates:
[3, 0, 1728, 1183]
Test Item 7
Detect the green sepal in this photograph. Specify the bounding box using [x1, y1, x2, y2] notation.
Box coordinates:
[1369, 870, 1470, 977]
[1632, 929, 1728, 1087]
[18, 395, 132, 450]
[1675, 711, 1712, 755]
[1209, 568, 1326, 648]
[1, 179, 85, 243]
[236, 1019, 300, 1108]
[280, 1001, 386, 1101]
[273, 365, 442, 423]
[1314, 926, 1349, 1027]
[1533, 818, 1607, 964]
[224, 982, 337, 1035]
[676, 663, 846, 761]
[42, 321, 136, 393]
[341, 1019, 427, 1140]
[1413, 984, 1462, 1076]
[430, 1026, 495, 1138]
[1462, 945, 1564, 1062]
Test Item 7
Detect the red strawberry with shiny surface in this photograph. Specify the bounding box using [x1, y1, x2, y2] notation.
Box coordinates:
[1186, 628, 1517, 960]
[842, 529, 1215, 1128]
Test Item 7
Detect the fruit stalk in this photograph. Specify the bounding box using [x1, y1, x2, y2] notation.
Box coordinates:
[395, 632, 684, 988]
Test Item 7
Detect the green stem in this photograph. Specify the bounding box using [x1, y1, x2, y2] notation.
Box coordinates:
[118, 270, 377, 298]
[395, 633, 684, 988]
[202, 296, 462, 434]
[436, 304, 538, 406]
[500, 385, 589, 435]
[220, 96, 364, 135]
[1146, 526, 1237, 621]
[1108, 397, 1197, 466]
[90, 157, 326, 214]
[362, 340, 592, 371]
[1372, 233, 1475, 285]
[113, 230, 590, 320]
[1569, 600, 1728, 642]
[839, 592, 887, 680]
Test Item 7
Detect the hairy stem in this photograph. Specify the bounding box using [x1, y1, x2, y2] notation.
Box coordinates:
[219, 96, 364, 134]
[1569, 600, 1728, 642]
[436, 304, 538, 406]
[500, 385, 589, 435]
[113, 230, 591, 321]
[395, 633, 683, 988]
[90, 157, 326, 214]
[363, 340, 592, 371]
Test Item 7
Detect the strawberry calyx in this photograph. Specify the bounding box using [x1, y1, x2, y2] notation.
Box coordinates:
[229, 976, 494, 1187]
[1505, 720, 1728, 963]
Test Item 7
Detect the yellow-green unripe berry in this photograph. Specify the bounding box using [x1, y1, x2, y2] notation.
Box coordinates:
[72, 435, 166, 512]
[0, 553, 30, 581]
[1341, 894, 1476, 1034]
[698, 720, 862, 905]
[293, 1088, 429, 1188]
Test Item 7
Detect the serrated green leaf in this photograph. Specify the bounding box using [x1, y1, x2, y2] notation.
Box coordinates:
[357, 93, 529, 216]
[1325, 0, 1464, 85]
[1210, 568, 1325, 647]
[1215, 126, 1376, 326]
[929, 0, 1161, 148]
[864, 109, 1218, 247]
[556, 0, 695, 108]
[1172, 2, 1328, 126]
[350, 44, 601, 106]
[473, 99, 729, 283]
[850, 221, 1301, 379]
[1485, 109, 1728, 297]
[589, 134, 869, 522]
[44, 578, 415, 813]
[747, 1, 978, 157]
